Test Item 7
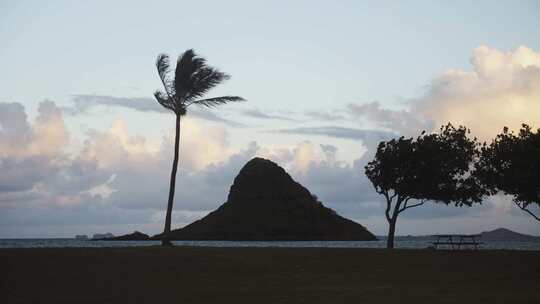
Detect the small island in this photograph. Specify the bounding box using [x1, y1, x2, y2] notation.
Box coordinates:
[154, 158, 376, 241]
[100, 231, 150, 241]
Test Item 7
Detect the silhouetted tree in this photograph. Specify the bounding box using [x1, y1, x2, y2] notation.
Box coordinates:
[365, 124, 484, 249]
[154, 49, 244, 246]
[476, 124, 540, 221]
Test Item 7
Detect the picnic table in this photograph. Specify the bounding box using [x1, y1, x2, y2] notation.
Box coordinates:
[431, 234, 482, 250]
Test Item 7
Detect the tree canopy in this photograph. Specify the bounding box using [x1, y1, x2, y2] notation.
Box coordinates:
[476, 124, 540, 221]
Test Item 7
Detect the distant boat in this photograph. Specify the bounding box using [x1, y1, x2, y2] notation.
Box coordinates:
[75, 235, 88, 240]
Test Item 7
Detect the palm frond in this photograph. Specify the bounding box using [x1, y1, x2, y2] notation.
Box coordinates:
[174, 49, 206, 98]
[156, 54, 174, 96]
[154, 90, 176, 113]
[189, 96, 245, 108]
[155, 49, 244, 115]
[185, 67, 230, 102]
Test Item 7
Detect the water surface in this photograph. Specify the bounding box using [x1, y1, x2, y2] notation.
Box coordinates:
[1, 238, 539, 250]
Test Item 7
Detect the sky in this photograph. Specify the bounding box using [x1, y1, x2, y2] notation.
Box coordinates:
[1, 0, 539, 238]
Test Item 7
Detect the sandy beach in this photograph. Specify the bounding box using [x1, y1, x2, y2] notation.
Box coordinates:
[1, 246, 538, 303]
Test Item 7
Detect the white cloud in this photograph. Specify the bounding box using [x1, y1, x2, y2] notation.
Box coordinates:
[0, 101, 85, 206]
[28, 101, 70, 156]
[347, 102, 430, 134]
[0, 101, 69, 158]
[0, 102, 31, 156]
[0, 101, 245, 236]
[413, 45, 540, 140]
[174, 117, 233, 171]
[342, 46, 540, 141]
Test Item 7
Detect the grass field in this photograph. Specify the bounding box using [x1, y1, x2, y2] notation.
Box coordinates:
[1, 247, 538, 303]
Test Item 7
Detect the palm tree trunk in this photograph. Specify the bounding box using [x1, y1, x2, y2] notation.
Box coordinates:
[162, 114, 181, 246]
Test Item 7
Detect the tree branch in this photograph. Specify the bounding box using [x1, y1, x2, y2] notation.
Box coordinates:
[514, 201, 540, 221]
[392, 196, 404, 220]
[398, 199, 425, 213]
[383, 191, 392, 222]
[397, 197, 409, 213]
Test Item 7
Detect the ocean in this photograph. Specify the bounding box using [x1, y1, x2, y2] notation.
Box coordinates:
[1, 238, 539, 250]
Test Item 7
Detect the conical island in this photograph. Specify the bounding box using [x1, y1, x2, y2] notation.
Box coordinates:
[157, 157, 376, 241]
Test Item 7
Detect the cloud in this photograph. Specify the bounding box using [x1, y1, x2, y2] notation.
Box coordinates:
[0, 101, 71, 193]
[241, 108, 299, 122]
[344, 46, 540, 140]
[0, 156, 53, 192]
[240, 108, 349, 123]
[85, 117, 245, 212]
[294, 150, 382, 215]
[412, 45, 540, 140]
[0, 102, 31, 154]
[0, 100, 250, 236]
[304, 110, 346, 121]
[346, 102, 430, 135]
[2, 103, 392, 234]
[271, 126, 396, 147]
[0, 194, 154, 227]
[0, 101, 69, 158]
[0, 100, 245, 212]
[190, 107, 246, 127]
[28, 101, 70, 156]
[70, 95, 165, 114]
[68, 94, 245, 127]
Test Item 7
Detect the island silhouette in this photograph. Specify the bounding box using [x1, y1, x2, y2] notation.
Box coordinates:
[152, 157, 376, 241]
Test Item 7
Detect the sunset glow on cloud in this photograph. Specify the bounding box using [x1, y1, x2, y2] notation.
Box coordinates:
[416, 45, 540, 140]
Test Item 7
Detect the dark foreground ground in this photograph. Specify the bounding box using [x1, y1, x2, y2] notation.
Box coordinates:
[1, 247, 539, 304]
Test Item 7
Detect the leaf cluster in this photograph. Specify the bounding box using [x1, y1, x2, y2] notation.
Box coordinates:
[365, 123, 484, 207]
[476, 124, 540, 208]
[154, 49, 244, 116]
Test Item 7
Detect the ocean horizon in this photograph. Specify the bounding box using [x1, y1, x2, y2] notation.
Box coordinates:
[2, 238, 539, 251]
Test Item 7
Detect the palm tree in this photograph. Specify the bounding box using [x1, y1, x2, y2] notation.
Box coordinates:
[154, 49, 244, 246]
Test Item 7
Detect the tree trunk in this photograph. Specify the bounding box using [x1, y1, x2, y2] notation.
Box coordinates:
[386, 217, 397, 249]
[385, 196, 404, 249]
[162, 114, 181, 246]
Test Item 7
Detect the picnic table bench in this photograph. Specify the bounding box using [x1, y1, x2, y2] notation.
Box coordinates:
[431, 234, 482, 250]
